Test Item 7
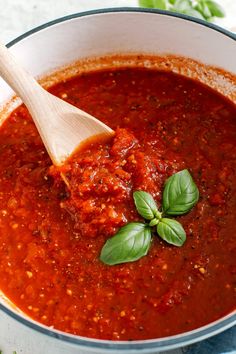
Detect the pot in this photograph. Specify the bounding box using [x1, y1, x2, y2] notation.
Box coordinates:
[0, 8, 235, 354]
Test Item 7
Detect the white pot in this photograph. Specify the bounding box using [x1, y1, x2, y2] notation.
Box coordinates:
[0, 8, 235, 354]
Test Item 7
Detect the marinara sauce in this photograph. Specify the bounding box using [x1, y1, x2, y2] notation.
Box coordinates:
[0, 68, 235, 340]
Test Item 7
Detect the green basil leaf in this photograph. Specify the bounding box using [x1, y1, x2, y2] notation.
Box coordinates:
[133, 191, 159, 220]
[138, 0, 155, 8]
[205, 0, 225, 17]
[100, 223, 152, 265]
[195, 1, 212, 19]
[153, 0, 169, 10]
[182, 8, 205, 19]
[163, 169, 199, 215]
[173, 0, 192, 12]
[157, 218, 186, 246]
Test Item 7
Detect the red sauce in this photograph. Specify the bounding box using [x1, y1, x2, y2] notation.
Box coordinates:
[0, 68, 235, 340]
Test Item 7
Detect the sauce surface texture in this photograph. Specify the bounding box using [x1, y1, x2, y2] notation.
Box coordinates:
[0, 68, 235, 340]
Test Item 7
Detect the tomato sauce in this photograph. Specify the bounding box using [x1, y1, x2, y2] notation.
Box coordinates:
[0, 68, 235, 340]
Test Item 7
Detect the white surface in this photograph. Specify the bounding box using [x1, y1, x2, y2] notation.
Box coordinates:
[0, 1, 235, 354]
[1, 0, 138, 44]
[0, 0, 235, 45]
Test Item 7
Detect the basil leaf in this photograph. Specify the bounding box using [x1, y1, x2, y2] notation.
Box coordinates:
[163, 169, 199, 215]
[138, 0, 155, 7]
[195, 1, 212, 19]
[173, 0, 192, 12]
[157, 218, 186, 246]
[100, 223, 152, 265]
[153, 0, 169, 10]
[205, 0, 225, 17]
[133, 191, 159, 220]
[182, 8, 205, 19]
[138, 0, 169, 8]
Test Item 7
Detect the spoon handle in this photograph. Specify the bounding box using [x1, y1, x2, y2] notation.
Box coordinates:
[0, 42, 42, 106]
[0, 41, 60, 161]
[0, 41, 51, 136]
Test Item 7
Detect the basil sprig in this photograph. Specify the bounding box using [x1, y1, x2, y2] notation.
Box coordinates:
[100, 169, 199, 266]
[138, 0, 225, 21]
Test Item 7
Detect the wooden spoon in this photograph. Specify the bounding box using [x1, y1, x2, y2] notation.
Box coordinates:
[0, 42, 114, 166]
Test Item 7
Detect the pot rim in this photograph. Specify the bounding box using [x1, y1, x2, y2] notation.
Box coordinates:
[6, 7, 236, 48]
[1, 7, 236, 352]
